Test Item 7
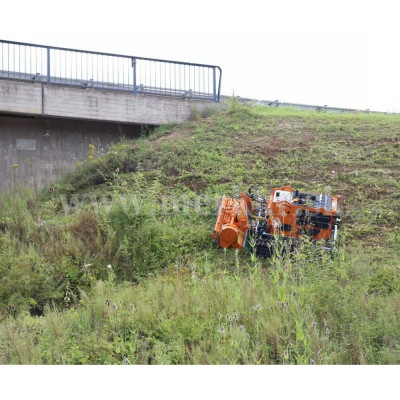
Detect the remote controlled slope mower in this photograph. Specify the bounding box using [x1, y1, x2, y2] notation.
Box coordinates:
[212, 186, 341, 257]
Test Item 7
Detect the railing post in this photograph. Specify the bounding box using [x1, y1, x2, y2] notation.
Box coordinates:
[132, 57, 137, 93]
[212, 67, 217, 102]
[47, 47, 50, 84]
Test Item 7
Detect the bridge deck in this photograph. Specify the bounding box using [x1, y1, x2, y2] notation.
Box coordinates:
[0, 78, 222, 125]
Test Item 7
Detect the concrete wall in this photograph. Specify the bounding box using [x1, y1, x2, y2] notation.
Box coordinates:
[0, 115, 142, 190]
[0, 80, 42, 115]
[0, 79, 220, 125]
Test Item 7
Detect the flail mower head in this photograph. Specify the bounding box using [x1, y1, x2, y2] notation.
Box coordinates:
[211, 185, 341, 257]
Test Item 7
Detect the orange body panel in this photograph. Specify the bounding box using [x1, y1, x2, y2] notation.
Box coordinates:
[266, 186, 341, 241]
[212, 192, 254, 248]
[212, 186, 341, 252]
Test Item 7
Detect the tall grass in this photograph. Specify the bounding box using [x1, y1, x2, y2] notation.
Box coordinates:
[1, 241, 400, 364]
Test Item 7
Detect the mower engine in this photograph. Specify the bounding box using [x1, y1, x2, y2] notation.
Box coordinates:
[212, 186, 341, 256]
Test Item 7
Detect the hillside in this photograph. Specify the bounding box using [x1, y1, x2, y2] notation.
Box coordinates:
[1, 101, 400, 364]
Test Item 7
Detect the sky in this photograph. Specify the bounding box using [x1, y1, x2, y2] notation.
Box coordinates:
[1, 0, 400, 112]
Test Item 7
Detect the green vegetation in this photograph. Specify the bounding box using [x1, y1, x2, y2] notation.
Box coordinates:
[1, 104, 400, 364]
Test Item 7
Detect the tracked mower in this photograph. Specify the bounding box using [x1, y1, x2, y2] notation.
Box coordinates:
[212, 186, 341, 256]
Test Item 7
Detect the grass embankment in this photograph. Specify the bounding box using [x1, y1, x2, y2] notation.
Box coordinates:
[0, 103, 400, 364]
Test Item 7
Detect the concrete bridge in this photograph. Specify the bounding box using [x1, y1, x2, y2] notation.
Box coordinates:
[0, 40, 222, 190]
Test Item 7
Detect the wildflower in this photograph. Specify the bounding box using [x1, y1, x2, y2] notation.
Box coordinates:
[216, 312, 222, 319]
[123, 357, 130, 365]
[219, 326, 226, 336]
[310, 359, 315, 365]
[112, 303, 117, 310]
[129, 303, 135, 312]
[253, 304, 262, 312]
[107, 264, 112, 270]
[190, 264, 196, 272]
[105, 299, 110, 306]
[239, 325, 245, 333]
[232, 311, 239, 321]
[312, 322, 317, 327]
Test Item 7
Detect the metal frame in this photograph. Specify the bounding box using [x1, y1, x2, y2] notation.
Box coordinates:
[0, 39, 222, 102]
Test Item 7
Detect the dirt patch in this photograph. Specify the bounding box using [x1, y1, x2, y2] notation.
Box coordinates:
[156, 128, 191, 144]
[376, 136, 400, 144]
[276, 117, 306, 128]
[329, 164, 352, 174]
[150, 126, 195, 154]
[69, 211, 100, 242]
[173, 177, 208, 192]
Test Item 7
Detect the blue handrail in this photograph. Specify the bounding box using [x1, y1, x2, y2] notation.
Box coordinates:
[0, 40, 222, 102]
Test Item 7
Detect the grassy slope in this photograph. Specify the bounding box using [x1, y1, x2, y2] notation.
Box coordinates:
[1, 103, 400, 364]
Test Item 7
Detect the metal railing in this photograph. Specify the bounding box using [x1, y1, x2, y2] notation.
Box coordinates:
[0, 40, 222, 102]
[227, 96, 399, 115]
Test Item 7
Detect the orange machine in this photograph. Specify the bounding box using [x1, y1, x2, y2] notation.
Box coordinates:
[212, 186, 341, 256]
